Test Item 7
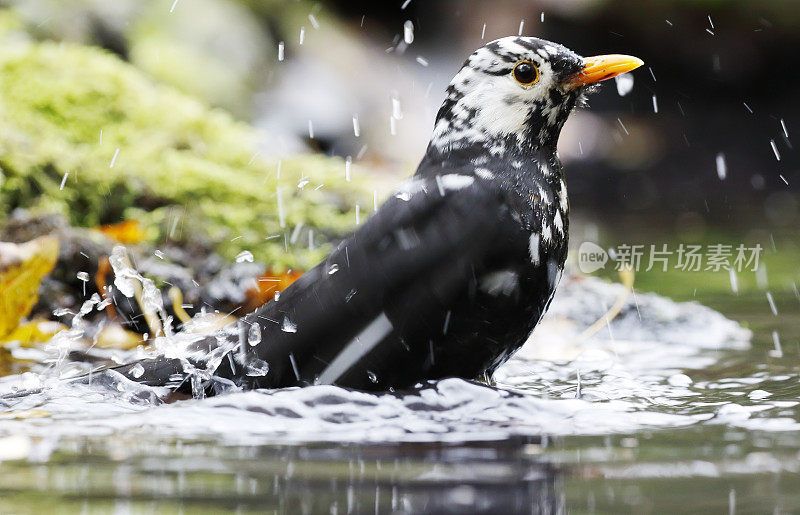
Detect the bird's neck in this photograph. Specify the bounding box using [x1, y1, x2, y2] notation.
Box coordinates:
[417, 138, 563, 187]
[418, 80, 580, 182]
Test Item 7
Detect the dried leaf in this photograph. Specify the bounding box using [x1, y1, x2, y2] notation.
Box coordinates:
[0, 347, 23, 377]
[95, 256, 118, 320]
[95, 323, 144, 350]
[0, 236, 59, 339]
[183, 313, 237, 334]
[245, 269, 303, 310]
[1, 319, 66, 348]
[94, 219, 146, 244]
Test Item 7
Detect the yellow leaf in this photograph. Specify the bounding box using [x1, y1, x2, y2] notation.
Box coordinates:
[0, 409, 51, 420]
[1, 319, 66, 348]
[94, 220, 146, 244]
[0, 236, 59, 339]
[182, 313, 237, 334]
[95, 323, 145, 350]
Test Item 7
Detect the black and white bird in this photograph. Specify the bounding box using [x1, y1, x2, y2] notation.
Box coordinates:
[116, 37, 642, 395]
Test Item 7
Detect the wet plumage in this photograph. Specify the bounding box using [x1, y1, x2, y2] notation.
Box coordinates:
[115, 37, 642, 394]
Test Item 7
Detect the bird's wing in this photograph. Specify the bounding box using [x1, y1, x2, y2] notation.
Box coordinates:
[233, 173, 521, 388]
[116, 173, 521, 392]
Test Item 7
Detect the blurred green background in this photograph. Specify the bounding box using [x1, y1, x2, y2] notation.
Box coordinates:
[0, 0, 798, 303]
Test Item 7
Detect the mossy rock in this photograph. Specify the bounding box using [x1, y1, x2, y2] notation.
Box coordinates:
[9, 0, 274, 117]
[0, 41, 372, 270]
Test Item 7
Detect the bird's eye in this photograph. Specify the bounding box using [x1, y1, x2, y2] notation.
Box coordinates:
[513, 61, 538, 86]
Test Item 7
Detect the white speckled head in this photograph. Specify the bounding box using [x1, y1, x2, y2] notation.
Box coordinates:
[427, 36, 585, 155]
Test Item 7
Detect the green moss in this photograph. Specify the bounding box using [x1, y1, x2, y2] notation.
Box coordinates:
[127, 0, 273, 118]
[0, 8, 23, 34]
[0, 41, 371, 270]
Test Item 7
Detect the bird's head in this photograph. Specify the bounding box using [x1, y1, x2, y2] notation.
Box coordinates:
[424, 36, 643, 164]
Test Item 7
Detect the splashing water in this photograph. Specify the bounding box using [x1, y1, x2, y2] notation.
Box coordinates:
[235, 250, 255, 263]
[0, 274, 763, 443]
[281, 316, 298, 333]
[1, 267, 797, 511]
[248, 323, 262, 346]
[108, 246, 171, 338]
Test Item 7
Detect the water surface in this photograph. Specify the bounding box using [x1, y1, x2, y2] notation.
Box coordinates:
[0, 278, 798, 513]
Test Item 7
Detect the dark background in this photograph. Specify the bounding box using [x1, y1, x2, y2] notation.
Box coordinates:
[338, 0, 799, 221]
[286, 1, 793, 239]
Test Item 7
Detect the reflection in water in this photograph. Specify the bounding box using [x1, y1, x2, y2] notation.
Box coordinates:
[0, 438, 560, 514]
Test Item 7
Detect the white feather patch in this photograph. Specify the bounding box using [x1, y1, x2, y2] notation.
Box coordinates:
[538, 185, 550, 204]
[394, 178, 426, 200]
[542, 223, 552, 243]
[529, 233, 541, 265]
[479, 269, 520, 296]
[439, 174, 475, 190]
[475, 168, 495, 180]
[315, 312, 394, 385]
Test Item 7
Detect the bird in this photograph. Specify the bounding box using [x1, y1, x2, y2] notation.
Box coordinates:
[113, 36, 643, 396]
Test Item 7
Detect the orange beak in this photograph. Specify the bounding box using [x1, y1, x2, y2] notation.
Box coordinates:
[566, 54, 644, 87]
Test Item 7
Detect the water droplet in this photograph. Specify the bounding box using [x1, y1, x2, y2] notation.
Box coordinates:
[248, 324, 261, 346]
[236, 251, 254, 263]
[245, 359, 269, 377]
[615, 73, 634, 96]
[391, 94, 403, 120]
[281, 317, 297, 333]
[403, 20, 414, 44]
[109, 246, 136, 298]
[716, 153, 727, 180]
[770, 330, 783, 358]
[770, 139, 781, 161]
[766, 291, 778, 315]
[367, 371, 378, 383]
[79, 299, 95, 315]
[129, 363, 145, 379]
[328, 264, 339, 275]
